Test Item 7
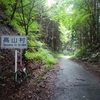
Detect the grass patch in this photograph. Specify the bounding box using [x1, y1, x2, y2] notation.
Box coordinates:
[25, 48, 57, 67]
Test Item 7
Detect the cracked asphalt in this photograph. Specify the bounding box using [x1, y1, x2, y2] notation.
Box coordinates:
[52, 57, 100, 100]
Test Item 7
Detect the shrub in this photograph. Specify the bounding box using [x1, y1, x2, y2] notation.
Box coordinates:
[25, 48, 57, 66]
[72, 45, 89, 59]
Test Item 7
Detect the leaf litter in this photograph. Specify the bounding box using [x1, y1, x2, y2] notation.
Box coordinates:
[0, 50, 59, 100]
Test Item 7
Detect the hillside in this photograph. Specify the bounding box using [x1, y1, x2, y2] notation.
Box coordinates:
[0, 13, 16, 75]
[0, 12, 58, 100]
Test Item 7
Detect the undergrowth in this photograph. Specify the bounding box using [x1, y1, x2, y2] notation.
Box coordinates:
[25, 48, 57, 67]
[25, 42, 57, 80]
[71, 44, 100, 63]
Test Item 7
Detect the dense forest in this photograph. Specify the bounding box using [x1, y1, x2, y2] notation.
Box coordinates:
[0, 0, 100, 60]
[0, 0, 100, 99]
[0, 0, 100, 76]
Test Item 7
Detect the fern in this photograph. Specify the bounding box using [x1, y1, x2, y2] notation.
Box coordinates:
[25, 48, 57, 66]
[80, 13, 91, 23]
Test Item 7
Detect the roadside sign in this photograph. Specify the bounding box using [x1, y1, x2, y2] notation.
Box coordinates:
[1, 35, 27, 49]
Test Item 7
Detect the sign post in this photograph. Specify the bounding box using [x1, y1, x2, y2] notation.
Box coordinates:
[15, 50, 17, 73]
[20, 49, 22, 66]
[1, 35, 27, 49]
[1, 35, 27, 73]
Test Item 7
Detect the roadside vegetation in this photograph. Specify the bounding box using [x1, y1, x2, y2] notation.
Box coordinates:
[0, 0, 100, 99]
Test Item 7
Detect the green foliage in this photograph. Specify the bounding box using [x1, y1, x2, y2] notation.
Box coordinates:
[10, 15, 39, 34]
[28, 40, 36, 48]
[73, 45, 89, 59]
[80, 13, 91, 24]
[0, 55, 4, 59]
[88, 52, 100, 62]
[91, 53, 99, 59]
[25, 48, 57, 66]
[1, 0, 40, 35]
[62, 50, 73, 56]
[27, 39, 44, 52]
[29, 22, 39, 32]
[59, 22, 70, 43]
[28, 33, 42, 40]
[0, 0, 15, 19]
[24, 52, 34, 59]
[10, 19, 22, 31]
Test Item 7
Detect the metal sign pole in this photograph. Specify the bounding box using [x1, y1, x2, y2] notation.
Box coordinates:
[15, 50, 17, 73]
[20, 49, 22, 66]
[1, 35, 27, 74]
[20, 33, 22, 66]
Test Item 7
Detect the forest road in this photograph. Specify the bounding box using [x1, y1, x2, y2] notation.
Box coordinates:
[52, 57, 100, 100]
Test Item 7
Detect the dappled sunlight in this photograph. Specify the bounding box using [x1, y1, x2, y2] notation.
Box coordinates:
[46, 0, 56, 7]
[65, 4, 73, 13]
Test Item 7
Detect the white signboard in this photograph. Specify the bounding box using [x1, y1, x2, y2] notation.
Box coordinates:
[1, 35, 27, 49]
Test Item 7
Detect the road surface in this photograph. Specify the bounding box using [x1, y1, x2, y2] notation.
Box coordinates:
[52, 57, 100, 100]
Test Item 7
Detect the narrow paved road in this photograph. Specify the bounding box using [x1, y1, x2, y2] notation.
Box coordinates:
[52, 57, 100, 100]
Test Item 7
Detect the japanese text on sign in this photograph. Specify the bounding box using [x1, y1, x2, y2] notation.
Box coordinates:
[1, 36, 27, 49]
